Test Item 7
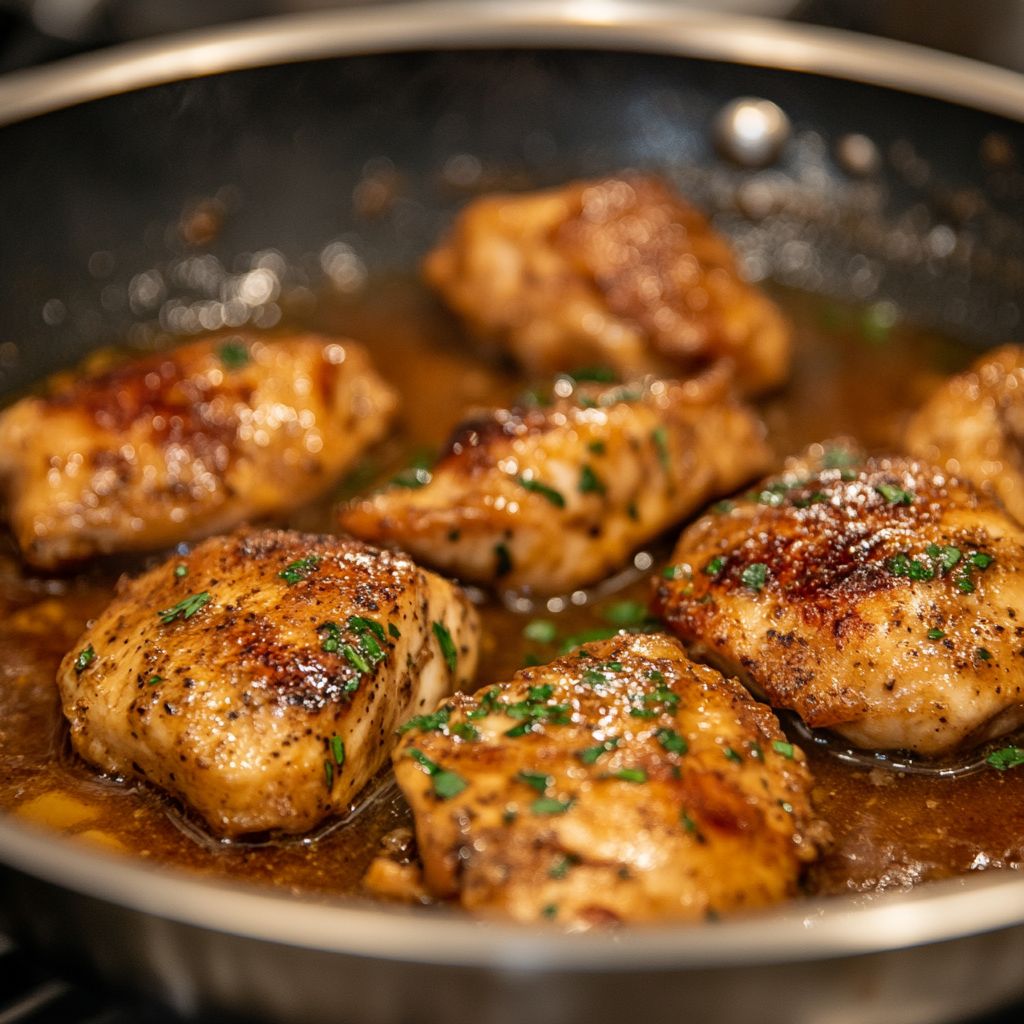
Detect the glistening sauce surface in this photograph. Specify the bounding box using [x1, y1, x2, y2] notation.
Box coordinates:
[0, 279, 1022, 902]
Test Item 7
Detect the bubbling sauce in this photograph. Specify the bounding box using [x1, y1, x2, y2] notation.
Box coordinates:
[0, 278, 1022, 902]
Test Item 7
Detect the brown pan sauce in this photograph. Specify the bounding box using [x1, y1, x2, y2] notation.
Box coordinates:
[0, 278, 1022, 904]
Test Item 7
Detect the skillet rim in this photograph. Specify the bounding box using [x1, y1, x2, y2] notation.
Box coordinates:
[1, 0, 1023, 973]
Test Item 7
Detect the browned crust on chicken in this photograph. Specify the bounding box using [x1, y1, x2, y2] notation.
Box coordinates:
[654, 444, 1024, 757]
[392, 633, 817, 927]
[423, 174, 792, 395]
[57, 528, 479, 837]
[0, 332, 397, 568]
[906, 343, 1024, 524]
[339, 372, 770, 594]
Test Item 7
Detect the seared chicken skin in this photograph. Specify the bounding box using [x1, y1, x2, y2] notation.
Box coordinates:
[392, 632, 817, 926]
[424, 174, 792, 395]
[654, 445, 1024, 757]
[0, 332, 397, 569]
[339, 372, 770, 594]
[57, 528, 479, 837]
[906, 344, 1024, 525]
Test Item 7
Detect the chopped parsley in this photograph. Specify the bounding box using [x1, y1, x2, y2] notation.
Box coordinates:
[875, 482, 915, 505]
[342, 644, 371, 674]
[517, 476, 566, 508]
[548, 854, 577, 879]
[927, 628, 945, 640]
[771, 740, 795, 759]
[390, 467, 432, 489]
[398, 707, 451, 735]
[656, 728, 688, 755]
[432, 621, 458, 673]
[516, 771, 552, 793]
[741, 563, 768, 592]
[158, 591, 211, 624]
[970, 552, 994, 570]
[723, 746, 743, 763]
[987, 746, 1024, 771]
[452, 722, 480, 742]
[601, 600, 651, 628]
[711, 500, 735, 514]
[523, 619, 558, 644]
[147, 675, 164, 686]
[406, 747, 468, 799]
[612, 768, 647, 783]
[651, 426, 670, 469]
[73, 645, 95, 674]
[704, 555, 726, 576]
[330, 734, 345, 769]
[318, 621, 342, 653]
[531, 796, 573, 816]
[278, 555, 320, 585]
[218, 339, 250, 369]
[388, 622, 401, 640]
[577, 738, 619, 764]
[174, 563, 188, 578]
[976, 647, 993, 661]
[323, 759, 334, 790]
[579, 464, 606, 496]
[680, 810, 699, 835]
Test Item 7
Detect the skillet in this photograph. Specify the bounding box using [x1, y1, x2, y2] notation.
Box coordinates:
[0, 3, 1024, 1021]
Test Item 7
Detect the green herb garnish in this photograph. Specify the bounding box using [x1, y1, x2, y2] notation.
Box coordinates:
[158, 591, 211, 624]
[432, 621, 458, 673]
[656, 728, 688, 755]
[330, 734, 345, 769]
[278, 555, 320, 585]
[612, 768, 647, 783]
[174, 564, 188, 578]
[74, 645, 95, 674]
[741, 563, 768, 592]
[517, 476, 566, 508]
[987, 746, 1024, 771]
[523, 619, 558, 644]
[651, 426, 670, 469]
[579, 464, 606, 496]
[875, 482, 915, 505]
[531, 796, 573, 816]
[218, 339, 250, 369]
[771, 740, 794, 759]
[927, 628, 945, 641]
[517, 771, 552, 793]
[704, 555, 726, 576]
[576, 738, 619, 764]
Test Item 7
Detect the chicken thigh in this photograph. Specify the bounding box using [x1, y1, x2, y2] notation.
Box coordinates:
[57, 528, 479, 837]
[906, 344, 1024, 525]
[0, 332, 397, 568]
[339, 371, 770, 595]
[424, 174, 792, 395]
[392, 632, 817, 926]
[654, 444, 1024, 757]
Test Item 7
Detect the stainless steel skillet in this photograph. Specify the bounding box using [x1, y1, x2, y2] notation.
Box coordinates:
[0, 4, 1024, 1021]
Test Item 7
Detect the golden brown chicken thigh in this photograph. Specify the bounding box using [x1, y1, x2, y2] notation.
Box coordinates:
[0, 332, 397, 568]
[392, 632, 817, 927]
[339, 372, 770, 595]
[906, 344, 1024, 524]
[57, 528, 479, 837]
[424, 174, 792, 395]
[654, 445, 1024, 758]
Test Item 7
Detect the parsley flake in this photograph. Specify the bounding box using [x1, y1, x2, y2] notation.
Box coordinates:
[987, 746, 1024, 771]
[218, 339, 250, 369]
[771, 740, 795, 759]
[517, 476, 566, 508]
[927, 628, 946, 641]
[278, 555, 320, 585]
[612, 768, 647, 783]
[531, 796, 573, 816]
[656, 728, 688, 755]
[875, 482, 915, 505]
[576, 738, 619, 764]
[579, 464, 606, 496]
[74, 645, 95, 674]
[516, 771, 552, 793]
[330, 734, 345, 769]
[741, 563, 768, 592]
[158, 591, 211, 624]
[432, 621, 458, 673]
